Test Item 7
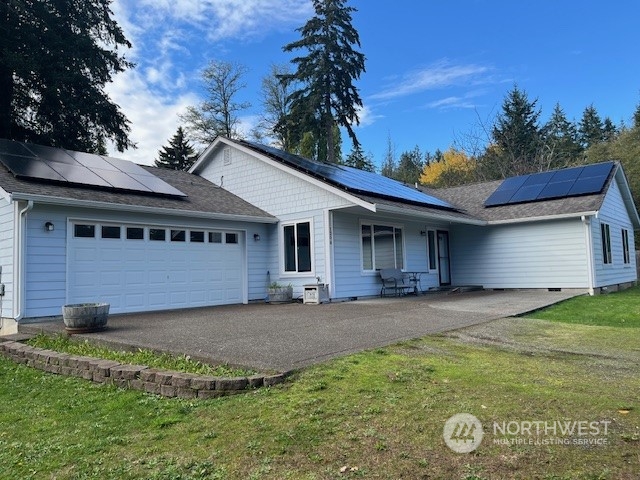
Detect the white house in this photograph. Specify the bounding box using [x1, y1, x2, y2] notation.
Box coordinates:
[0, 137, 637, 335]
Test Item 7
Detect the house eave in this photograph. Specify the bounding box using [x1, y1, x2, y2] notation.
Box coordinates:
[8, 192, 278, 224]
[374, 203, 487, 226]
[486, 211, 598, 225]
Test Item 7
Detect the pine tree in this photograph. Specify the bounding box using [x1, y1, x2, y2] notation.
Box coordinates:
[0, 0, 133, 152]
[542, 103, 582, 167]
[155, 127, 198, 171]
[481, 86, 543, 178]
[380, 134, 396, 178]
[394, 146, 424, 185]
[578, 104, 605, 150]
[343, 143, 375, 172]
[282, 0, 366, 163]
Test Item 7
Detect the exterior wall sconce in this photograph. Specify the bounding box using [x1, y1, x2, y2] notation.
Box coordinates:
[420, 230, 426, 236]
[44, 221, 55, 232]
[253, 234, 261, 241]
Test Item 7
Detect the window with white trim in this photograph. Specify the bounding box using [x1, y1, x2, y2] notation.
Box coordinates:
[427, 230, 437, 270]
[601, 223, 612, 264]
[283, 221, 312, 273]
[622, 228, 630, 264]
[361, 223, 404, 271]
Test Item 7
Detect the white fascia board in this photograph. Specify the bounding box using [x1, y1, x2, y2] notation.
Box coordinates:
[194, 137, 377, 213]
[375, 203, 486, 226]
[487, 211, 597, 225]
[614, 166, 640, 229]
[8, 192, 278, 224]
[0, 186, 12, 203]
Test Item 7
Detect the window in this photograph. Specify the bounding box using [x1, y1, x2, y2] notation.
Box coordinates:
[171, 229, 185, 242]
[361, 223, 404, 270]
[101, 225, 120, 239]
[74, 224, 95, 238]
[601, 223, 612, 264]
[225, 232, 238, 244]
[126, 227, 144, 240]
[283, 221, 311, 273]
[149, 228, 166, 241]
[209, 232, 222, 243]
[622, 229, 630, 264]
[190, 231, 205, 243]
[427, 230, 437, 270]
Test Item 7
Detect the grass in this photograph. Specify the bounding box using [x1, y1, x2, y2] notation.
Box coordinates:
[1, 290, 639, 479]
[26, 333, 255, 377]
[529, 285, 640, 328]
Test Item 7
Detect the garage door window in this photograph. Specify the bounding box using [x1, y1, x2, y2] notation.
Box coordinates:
[191, 231, 205, 243]
[209, 232, 222, 243]
[225, 233, 238, 244]
[127, 227, 144, 240]
[150, 228, 166, 241]
[171, 230, 186, 242]
[101, 226, 121, 239]
[74, 224, 95, 238]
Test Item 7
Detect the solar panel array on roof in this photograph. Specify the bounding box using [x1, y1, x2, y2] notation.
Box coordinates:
[241, 140, 455, 210]
[484, 162, 615, 207]
[0, 139, 186, 197]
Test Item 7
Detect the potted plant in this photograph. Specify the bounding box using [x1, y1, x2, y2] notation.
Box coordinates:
[267, 282, 293, 304]
[62, 302, 110, 333]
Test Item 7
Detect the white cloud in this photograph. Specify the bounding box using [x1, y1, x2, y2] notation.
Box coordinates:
[106, 70, 199, 165]
[355, 104, 383, 127]
[371, 60, 490, 100]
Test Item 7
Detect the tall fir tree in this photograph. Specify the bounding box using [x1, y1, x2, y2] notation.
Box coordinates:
[343, 143, 375, 172]
[542, 103, 582, 167]
[481, 86, 543, 178]
[281, 0, 365, 163]
[155, 127, 198, 171]
[578, 104, 605, 150]
[0, 0, 133, 152]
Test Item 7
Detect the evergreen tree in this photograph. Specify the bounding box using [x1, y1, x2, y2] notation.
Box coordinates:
[484, 85, 543, 177]
[394, 146, 424, 185]
[380, 134, 396, 178]
[0, 0, 133, 152]
[578, 104, 605, 150]
[181, 60, 250, 145]
[343, 143, 375, 172]
[155, 127, 198, 171]
[602, 117, 618, 142]
[542, 103, 582, 167]
[254, 64, 297, 151]
[281, 0, 366, 163]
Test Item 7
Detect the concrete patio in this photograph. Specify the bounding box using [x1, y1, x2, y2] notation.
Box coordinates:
[20, 289, 583, 372]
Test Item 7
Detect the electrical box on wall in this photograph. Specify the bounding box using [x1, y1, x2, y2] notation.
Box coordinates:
[303, 284, 329, 304]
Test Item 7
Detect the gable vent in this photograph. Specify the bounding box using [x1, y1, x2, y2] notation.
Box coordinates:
[223, 147, 232, 165]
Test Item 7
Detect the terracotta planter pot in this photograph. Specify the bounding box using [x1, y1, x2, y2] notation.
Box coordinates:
[62, 303, 110, 333]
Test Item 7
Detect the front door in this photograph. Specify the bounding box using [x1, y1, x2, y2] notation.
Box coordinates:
[437, 230, 451, 286]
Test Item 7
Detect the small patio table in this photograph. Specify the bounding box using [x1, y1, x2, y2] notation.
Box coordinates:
[405, 271, 428, 294]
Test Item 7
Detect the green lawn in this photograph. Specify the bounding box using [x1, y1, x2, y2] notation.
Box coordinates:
[1, 322, 639, 479]
[530, 285, 640, 327]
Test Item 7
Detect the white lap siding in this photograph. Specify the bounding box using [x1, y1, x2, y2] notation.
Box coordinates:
[450, 219, 589, 289]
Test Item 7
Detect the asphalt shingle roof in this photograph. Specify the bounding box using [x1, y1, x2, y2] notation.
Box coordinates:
[0, 157, 275, 221]
[422, 174, 611, 223]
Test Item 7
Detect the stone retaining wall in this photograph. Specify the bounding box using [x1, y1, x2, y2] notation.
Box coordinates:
[0, 340, 285, 399]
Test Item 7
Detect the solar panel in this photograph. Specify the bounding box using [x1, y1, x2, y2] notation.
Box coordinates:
[0, 140, 187, 197]
[241, 141, 454, 209]
[484, 162, 615, 207]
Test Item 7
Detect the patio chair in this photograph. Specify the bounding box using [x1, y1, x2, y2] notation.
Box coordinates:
[379, 268, 413, 296]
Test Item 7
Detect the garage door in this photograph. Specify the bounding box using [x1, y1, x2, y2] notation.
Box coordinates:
[68, 222, 245, 314]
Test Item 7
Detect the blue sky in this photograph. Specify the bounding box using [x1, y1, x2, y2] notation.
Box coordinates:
[108, 0, 640, 167]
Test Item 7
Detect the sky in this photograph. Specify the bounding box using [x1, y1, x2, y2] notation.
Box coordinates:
[107, 0, 640, 168]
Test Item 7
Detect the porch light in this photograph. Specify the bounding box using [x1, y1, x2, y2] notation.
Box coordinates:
[420, 230, 426, 236]
[44, 221, 54, 232]
[253, 233, 261, 241]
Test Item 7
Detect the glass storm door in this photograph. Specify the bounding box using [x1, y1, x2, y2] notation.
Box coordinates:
[437, 230, 451, 286]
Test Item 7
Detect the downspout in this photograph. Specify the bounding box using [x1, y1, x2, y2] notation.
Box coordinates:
[14, 200, 33, 321]
[582, 215, 596, 296]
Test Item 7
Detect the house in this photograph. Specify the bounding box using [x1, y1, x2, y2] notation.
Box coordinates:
[192, 137, 639, 298]
[0, 136, 637, 335]
[0, 139, 276, 335]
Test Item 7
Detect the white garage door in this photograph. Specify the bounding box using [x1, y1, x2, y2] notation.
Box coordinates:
[68, 222, 245, 314]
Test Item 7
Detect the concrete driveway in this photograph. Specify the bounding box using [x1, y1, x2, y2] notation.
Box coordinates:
[23, 289, 583, 372]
